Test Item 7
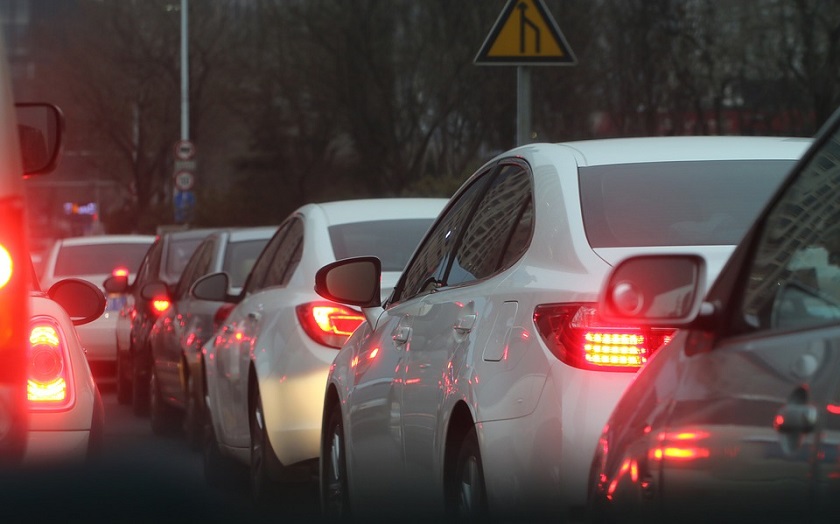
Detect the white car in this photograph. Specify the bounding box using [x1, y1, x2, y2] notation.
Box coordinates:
[196, 198, 447, 503]
[40, 235, 155, 382]
[26, 274, 106, 465]
[312, 136, 811, 520]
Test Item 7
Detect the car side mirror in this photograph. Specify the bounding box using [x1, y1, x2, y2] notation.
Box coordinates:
[140, 281, 170, 301]
[48, 278, 106, 326]
[16, 103, 63, 175]
[315, 256, 382, 308]
[600, 254, 706, 326]
[103, 274, 129, 294]
[191, 272, 229, 302]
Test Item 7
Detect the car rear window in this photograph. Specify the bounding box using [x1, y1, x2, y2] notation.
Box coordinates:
[53, 242, 150, 277]
[579, 159, 795, 248]
[222, 238, 271, 288]
[329, 218, 435, 272]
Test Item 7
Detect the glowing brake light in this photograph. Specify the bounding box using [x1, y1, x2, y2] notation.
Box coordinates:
[152, 298, 170, 313]
[0, 244, 12, 288]
[213, 303, 236, 331]
[112, 267, 129, 278]
[533, 303, 675, 371]
[27, 319, 74, 409]
[296, 301, 365, 349]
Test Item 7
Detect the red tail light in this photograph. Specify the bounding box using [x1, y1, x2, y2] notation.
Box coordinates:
[213, 303, 236, 331]
[151, 297, 170, 314]
[533, 303, 674, 371]
[0, 243, 12, 289]
[112, 267, 129, 278]
[27, 319, 74, 410]
[296, 301, 365, 349]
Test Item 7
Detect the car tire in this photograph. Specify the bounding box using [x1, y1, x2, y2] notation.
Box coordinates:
[115, 350, 132, 405]
[446, 426, 488, 519]
[149, 368, 181, 436]
[250, 388, 282, 506]
[132, 350, 150, 417]
[183, 373, 203, 450]
[320, 405, 350, 518]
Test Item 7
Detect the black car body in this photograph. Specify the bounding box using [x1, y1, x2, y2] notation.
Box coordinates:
[587, 111, 840, 523]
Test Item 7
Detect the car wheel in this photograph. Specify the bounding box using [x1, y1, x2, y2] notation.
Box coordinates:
[320, 405, 349, 518]
[183, 373, 203, 450]
[250, 388, 281, 506]
[115, 350, 132, 405]
[149, 368, 181, 436]
[203, 415, 245, 489]
[132, 351, 150, 417]
[447, 427, 488, 519]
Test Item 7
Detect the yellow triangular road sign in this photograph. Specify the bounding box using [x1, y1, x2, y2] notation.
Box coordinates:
[475, 0, 577, 66]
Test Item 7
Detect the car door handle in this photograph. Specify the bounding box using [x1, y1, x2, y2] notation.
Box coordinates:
[392, 326, 412, 345]
[775, 386, 818, 436]
[453, 314, 477, 334]
[774, 403, 818, 434]
[247, 311, 261, 322]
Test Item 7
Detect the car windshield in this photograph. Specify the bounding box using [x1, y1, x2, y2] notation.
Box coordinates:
[579, 159, 796, 248]
[329, 218, 435, 272]
[222, 238, 271, 288]
[53, 242, 150, 277]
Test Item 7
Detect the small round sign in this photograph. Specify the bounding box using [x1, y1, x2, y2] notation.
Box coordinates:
[174, 140, 196, 161]
[174, 170, 195, 191]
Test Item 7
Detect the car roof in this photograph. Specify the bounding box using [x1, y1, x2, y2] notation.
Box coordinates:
[161, 228, 224, 242]
[226, 226, 278, 242]
[303, 198, 449, 226]
[536, 136, 813, 167]
[55, 234, 156, 246]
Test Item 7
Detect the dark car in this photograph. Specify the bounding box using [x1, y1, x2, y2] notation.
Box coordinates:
[104, 228, 221, 416]
[587, 111, 840, 523]
[144, 226, 275, 445]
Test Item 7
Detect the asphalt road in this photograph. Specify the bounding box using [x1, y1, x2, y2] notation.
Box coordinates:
[0, 385, 323, 523]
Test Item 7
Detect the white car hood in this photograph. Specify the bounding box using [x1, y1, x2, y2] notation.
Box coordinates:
[593, 245, 736, 290]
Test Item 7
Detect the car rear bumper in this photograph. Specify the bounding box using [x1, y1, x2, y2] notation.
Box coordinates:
[23, 430, 90, 466]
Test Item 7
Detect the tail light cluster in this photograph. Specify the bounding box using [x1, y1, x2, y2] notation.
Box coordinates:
[296, 301, 365, 349]
[533, 303, 674, 372]
[213, 303, 236, 332]
[27, 318, 74, 410]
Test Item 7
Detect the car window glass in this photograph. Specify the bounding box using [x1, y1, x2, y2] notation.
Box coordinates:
[398, 172, 492, 301]
[53, 242, 150, 277]
[741, 130, 840, 331]
[446, 164, 532, 287]
[222, 238, 272, 289]
[177, 240, 213, 299]
[135, 241, 161, 288]
[264, 219, 303, 288]
[245, 222, 290, 295]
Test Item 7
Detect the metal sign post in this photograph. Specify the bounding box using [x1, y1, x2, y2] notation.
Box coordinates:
[475, 0, 577, 146]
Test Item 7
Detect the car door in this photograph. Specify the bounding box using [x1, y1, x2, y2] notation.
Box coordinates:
[656, 121, 840, 522]
[345, 171, 493, 506]
[214, 221, 299, 447]
[156, 238, 215, 404]
[400, 163, 534, 504]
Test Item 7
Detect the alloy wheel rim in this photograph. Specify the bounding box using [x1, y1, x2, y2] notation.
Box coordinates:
[251, 399, 265, 498]
[459, 455, 480, 516]
[325, 424, 343, 512]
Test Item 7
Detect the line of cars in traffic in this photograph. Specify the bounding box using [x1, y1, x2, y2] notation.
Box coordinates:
[24, 123, 840, 520]
[71, 132, 829, 521]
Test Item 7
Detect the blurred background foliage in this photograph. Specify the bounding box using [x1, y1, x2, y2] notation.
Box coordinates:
[16, 0, 840, 233]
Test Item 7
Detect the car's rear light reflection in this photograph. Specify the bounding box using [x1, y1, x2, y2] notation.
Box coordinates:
[534, 303, 675, 371]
